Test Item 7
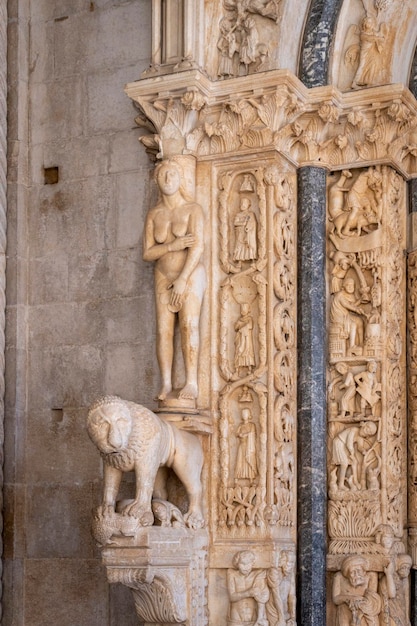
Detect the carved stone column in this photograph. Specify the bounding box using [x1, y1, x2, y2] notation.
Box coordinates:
[296, 166, 327, 626]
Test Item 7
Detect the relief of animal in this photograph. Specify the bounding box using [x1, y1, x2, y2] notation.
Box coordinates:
[87, 396, 205, 530]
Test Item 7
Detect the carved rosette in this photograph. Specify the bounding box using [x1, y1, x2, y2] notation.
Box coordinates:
[214, 159, 296, 541]
[326, 166, 407, 611]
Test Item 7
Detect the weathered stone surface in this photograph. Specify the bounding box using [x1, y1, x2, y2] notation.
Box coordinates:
[4, 0, 417, 625]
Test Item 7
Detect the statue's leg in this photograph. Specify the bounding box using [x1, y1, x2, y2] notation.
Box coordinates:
[177, 266, 205, 400]
[155, 293, 175, 400]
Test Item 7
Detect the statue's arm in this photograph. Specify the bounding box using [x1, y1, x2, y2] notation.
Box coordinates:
[227, 571, 249, 602]
[143, 208, 196, 263]
[176, 204, 205, 285]
[142, 210, 170, 262]
[332, 573, 349, 605]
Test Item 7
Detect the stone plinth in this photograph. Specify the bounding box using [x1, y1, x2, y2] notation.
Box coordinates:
[102, 528, 208, 626]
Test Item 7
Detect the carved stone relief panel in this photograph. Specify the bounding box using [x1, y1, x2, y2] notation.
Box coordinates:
[215, 0, 282, 79]
[330, 0, 416, 91]
[326, 166, 408, 622]
[208, 154, 297, 624]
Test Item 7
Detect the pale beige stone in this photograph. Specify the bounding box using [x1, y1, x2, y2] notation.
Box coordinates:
[5, 0, 417, 625]
[87, 397, 204, 529]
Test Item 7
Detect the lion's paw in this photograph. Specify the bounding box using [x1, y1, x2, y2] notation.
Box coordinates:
[184, 511, 205, 530]
[139, 511, 154, 526]
[123, 503, 154, 527]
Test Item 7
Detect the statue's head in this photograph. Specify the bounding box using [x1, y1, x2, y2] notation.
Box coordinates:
[87, 396, 132, 454]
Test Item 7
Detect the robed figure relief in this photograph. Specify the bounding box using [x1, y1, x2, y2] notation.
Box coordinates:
[235, 408, 258, 482]
[233, 197, 258, 262]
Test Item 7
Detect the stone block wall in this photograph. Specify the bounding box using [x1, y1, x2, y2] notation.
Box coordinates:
[4, 1, 154, 624]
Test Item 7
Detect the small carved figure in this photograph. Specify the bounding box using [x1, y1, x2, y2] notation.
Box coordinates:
[374, 524, 403, 556]
[235, 408, 258, 482]
[240, 16, 259, 71]
[266, 551, 296, 626]
[245, 0, 281, 21]
[87, 396, 204, 529]
[239, 385, 253, 403]
[143, 159, 206, 403]
[91, 506, 141, 547]
[350, 17, 389, 89]
[366, 460, 380, 490]
[333, 168, 382, 238]
[328, 170, 353, 222]
[332, 555, 381, 626]
[354, 360, 381, 417]
[152, 499, 186, 528]
[272, 176, 291, 212]
[227, 550, 269, 626]
[233, 197, 258, 261]
[330, 277, 368, 356]
[378, 554, 412, 626]
[332, 421, 377, 491]
[274, 400, 294, 444]
[329, 362, 356, 419]
[218, 18, 239, 77]
[241, 174, 255, 192]
[274, 442, 294, 493]
[330, 252, 353, 294]
[234, 303, 256, 372]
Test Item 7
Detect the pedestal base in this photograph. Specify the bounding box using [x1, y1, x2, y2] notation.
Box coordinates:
[102, 528, 208, 626]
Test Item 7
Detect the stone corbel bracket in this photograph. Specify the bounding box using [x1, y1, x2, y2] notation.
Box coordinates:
[102, 527, 208, 625]
[125, 69, 417, 178]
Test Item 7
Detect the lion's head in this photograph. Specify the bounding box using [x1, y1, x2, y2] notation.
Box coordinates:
[87, 396, 133, 454]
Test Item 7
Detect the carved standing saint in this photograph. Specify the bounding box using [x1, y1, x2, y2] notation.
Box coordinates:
[227, 551, 269, 626]
[234, 303, 256, 372]
[233, 197, 258, 261]
[143, 159, 206, 404]
[235, 408, 258, 481]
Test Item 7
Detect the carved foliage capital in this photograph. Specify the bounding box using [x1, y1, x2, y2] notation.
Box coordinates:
[125, 71, 417, 176]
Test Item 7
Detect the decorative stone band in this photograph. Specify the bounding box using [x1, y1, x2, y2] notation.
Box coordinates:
[125, 68, 417, 178]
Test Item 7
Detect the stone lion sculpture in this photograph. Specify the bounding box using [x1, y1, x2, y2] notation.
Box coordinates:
[87, 396, 205, 530]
